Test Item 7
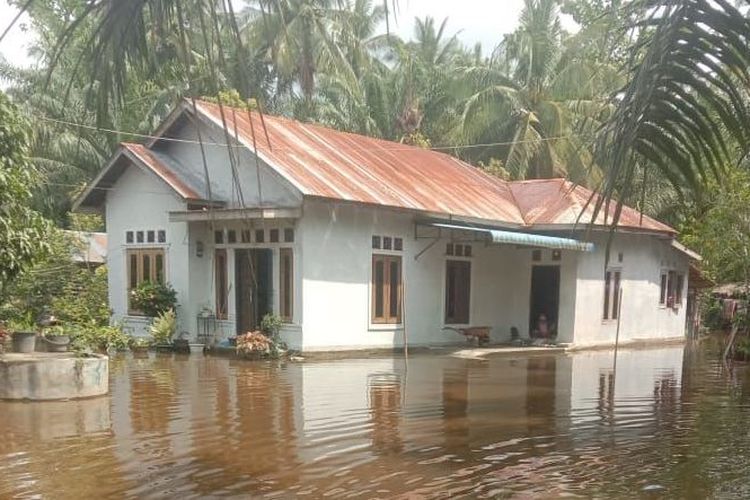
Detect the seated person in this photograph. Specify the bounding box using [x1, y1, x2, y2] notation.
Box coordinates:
[531, 314, 556, 344]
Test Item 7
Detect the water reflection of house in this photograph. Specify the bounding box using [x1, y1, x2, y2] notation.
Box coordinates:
[76, 99, 697, 351]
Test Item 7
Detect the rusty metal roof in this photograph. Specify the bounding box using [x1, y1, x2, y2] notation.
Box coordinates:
[122, 143, 204, 201]
[193, 101, 674, 234]
[193, 101, 526, 225]
[508, 178, 675, 233]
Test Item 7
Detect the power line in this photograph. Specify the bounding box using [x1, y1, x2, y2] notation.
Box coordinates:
[33, 113, 589, 153]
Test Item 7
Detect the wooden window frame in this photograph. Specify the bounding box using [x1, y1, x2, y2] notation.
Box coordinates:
[444, 259, 471, 325]
[371, 254, 402, 324]
[126, 247, 166, 315]
[279, 248, 294, 322]
[215, 249, 228, 320]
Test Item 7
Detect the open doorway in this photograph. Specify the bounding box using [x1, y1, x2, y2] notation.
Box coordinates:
[235, 248, 273, 334]
[529, 265, 560, 338]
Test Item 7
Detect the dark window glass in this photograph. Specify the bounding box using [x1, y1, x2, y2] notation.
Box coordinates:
[394, 238, 403, 251]
[157, 230, 166, 243]
[618, 252, 624, 263]
[372, 236, 381, 249]
[155, 254, 164, 283]
[215, 250, 227, 319]
[389, 259, 400, 318]
[280, 248, 293, 321]
[532, 249, 541, 261]
[227, 230, 237, 244]
[255, 229, 265, 243]
[383, 236, 392, 250]
[374, 260, 385, 318]
[270, 229, 279, 243]
[603, 271, 611, 320]
[464, 245, 472, 257]
[455, 244, 464, 257]
[446, 243, 454, 255]
[284, 228, 294, 242]
[445, 260, 471, 324]
[147, 230, 155, 243]
[214, 230, 224, 244]
[129, 254, 138, 289]
[241, 230, 251, 243]
[660, 274, 668, 304]
[612, 271, 621, 319]
[126, 231, 134, 244]
[136, 231, 144, 243]
[142, 254, 151, 283]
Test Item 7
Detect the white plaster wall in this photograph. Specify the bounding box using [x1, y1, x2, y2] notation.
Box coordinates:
[105, 164, 191, 337]
[572, 233, 689, 346]
[158, 119, 302, 208]
[298, 200, 580, 351]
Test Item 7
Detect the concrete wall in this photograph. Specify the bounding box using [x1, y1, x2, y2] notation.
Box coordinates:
[572, 233, 689, 346]
[105, 164, 191, 337]
[157, 118, 302, 208]
[297, 200, 580, 351]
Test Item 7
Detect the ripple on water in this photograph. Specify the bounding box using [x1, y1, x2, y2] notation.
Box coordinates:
[0, 345, 749, 498]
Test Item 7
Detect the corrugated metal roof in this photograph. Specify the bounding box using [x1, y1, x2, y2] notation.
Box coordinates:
[508, 178, 675, 233]
[63, 230, 107, 264]
[193, 101, 526, 225]
[122, 143, 205, 201]
[192, 100, 674, 234]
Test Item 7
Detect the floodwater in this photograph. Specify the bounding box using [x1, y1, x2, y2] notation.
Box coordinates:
[1, 341, 750, 498]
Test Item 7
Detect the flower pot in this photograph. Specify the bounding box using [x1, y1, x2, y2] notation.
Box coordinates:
[173, 339, 190, 354]
[12, 331, 37, 353]
[42, 335, 70, 353]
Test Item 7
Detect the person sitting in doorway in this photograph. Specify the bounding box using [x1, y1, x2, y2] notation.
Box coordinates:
[531, 313, 556, 345]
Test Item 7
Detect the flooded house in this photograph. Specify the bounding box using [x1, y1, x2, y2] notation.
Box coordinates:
[75, 99, 697, 351]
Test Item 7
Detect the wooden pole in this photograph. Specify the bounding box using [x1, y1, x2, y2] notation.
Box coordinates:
[401, 269, 408, 360]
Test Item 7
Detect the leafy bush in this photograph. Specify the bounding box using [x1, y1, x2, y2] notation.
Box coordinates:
[149, 309, 177, 345]
[703, 295, 728, 331]
[72, 323, 129, 353]
[130, 281, 177, 317]
[52, 265, 110, 327]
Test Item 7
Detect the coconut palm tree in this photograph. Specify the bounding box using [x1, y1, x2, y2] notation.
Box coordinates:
[458, 0, 618, 184]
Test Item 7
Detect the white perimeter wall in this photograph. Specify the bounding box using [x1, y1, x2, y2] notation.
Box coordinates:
[572, 233, 689, 346]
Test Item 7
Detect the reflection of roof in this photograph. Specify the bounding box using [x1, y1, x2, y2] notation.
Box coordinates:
[194, 100, 675, 234]
[63, 230, 107, 264]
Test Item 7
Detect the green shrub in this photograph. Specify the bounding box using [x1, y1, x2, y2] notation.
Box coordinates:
[130, 282, 177, 317]
[72, 323, 129, 353]
[149, 309, 177, 345]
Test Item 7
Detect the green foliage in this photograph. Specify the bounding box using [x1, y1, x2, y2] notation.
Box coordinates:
[51, 265, 111, 327]
[149, 309, 177, 345]
[72, 324, 130, 353]
[129, 282, 177, 318]
[0, 91, 50, 293]
[680, 167, 750, 285]
[702, 295, 728, 332]
[260, 313, 286, 358]
[6, 313, 38, 333]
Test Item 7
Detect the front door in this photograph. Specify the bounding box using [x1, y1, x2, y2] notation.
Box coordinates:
[529, 265, 560, 337]
[235, 249, 273, 334]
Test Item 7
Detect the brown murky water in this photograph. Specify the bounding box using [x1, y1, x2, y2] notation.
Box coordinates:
[2, 341, 750, 498]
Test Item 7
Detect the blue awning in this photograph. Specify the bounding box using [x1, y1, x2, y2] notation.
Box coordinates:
[430, 222, 594, 252]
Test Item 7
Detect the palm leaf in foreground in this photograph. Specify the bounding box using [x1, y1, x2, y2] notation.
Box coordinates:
[594, 0, 750, 225]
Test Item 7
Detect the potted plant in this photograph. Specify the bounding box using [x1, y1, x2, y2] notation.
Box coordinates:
[129, 336, 151, 357]
[130, 282, 177, 318]
[150, 309, 177, 351]
[41, 324, 74, 352]
[8, 316, 38, 353]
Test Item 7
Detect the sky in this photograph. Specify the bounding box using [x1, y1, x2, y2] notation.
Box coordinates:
[0, 0, 576, 68]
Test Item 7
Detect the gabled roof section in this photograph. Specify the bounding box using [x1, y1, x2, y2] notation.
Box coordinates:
[191, 100, 526, 225]
[508, 178, 676, 234]
[74, 142, 224, 210]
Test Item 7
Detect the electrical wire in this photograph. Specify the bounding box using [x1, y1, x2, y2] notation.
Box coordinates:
[32, 113, 590, 153]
